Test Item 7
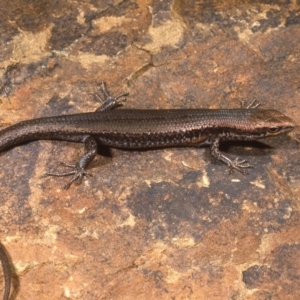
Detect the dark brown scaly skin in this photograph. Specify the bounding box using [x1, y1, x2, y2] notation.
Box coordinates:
[0, 83, 295, 298]
[0, 82, 295, 190]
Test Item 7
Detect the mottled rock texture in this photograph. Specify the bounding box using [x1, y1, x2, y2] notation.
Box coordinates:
[0, 0, 299, 299]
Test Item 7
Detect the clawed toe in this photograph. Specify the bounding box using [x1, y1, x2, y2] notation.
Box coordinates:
[229, 157, 253, 175]
[45, 162, 90, 189]
[95, 81, 128, 111]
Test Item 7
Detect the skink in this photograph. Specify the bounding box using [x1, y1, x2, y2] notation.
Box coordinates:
[0, 82, 295, 190]
[0, 82, 295, 299]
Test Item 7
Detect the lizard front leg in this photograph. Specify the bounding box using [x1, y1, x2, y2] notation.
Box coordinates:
[210, 137, 252, 174]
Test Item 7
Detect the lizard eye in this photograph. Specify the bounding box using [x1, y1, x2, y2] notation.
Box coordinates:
[267, 127, 279, 133]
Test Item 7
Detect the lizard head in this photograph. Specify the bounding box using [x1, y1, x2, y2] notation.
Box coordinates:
[249, 109, 295, 138]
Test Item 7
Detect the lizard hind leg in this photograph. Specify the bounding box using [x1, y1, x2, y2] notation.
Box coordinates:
[45, 136, 98, 189]
[95, 81, 129, 111]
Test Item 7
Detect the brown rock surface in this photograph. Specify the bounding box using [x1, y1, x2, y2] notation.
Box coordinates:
[0, 1, 299, 299]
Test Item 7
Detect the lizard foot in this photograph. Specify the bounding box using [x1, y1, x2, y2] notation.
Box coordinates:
[228, 157, 252, 175]
[45, 162, 91, 189]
